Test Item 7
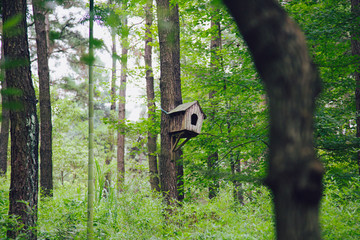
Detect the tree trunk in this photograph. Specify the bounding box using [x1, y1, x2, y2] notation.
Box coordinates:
[156, 0, 183, 203]
[105, 0, 117, 194]
[208, 9, 222, 200]
[230, 154, 244, 204]
[223, 1, 323, 239]
[117, 5, 128, 191]
[145, 0, 161, 192]
[0, 42, 9, 176]
[207, 152, 219, 199]
[33, 0, 53, 197]
[3, 0, 39, 238]
[227, 100, 244, 203]
[227, 101, 244, 204]
[351, 0, 360, 176]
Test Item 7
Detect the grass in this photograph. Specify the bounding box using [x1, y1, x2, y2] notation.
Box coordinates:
[320, 180, 360, 240]
[1, 174, 359, 239]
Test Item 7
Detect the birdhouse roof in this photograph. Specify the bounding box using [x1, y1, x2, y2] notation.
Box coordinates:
[168, 101, 206, 118]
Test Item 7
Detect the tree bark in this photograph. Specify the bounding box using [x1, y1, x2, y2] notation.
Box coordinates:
[117, 4, 128, 191]
[145, 0, 161, 192]
[223, 1, 323, 239]
[104, 0, 117, 194]
[3, 0, 39, 238]
[33, 0, 53, 197]
[351, 0, 360, 176]
[0, 42, 9, 176]
[156, 0, 183, 203]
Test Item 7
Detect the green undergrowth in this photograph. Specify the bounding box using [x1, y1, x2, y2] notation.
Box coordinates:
[38, 182, 275, 240]
[1, 175, 360, 239]
[320, 178, 360, 240]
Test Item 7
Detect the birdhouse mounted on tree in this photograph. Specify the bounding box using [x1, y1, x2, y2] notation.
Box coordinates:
[168, 101, 206, 139]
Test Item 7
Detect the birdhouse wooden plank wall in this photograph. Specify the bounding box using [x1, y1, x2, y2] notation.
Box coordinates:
[168, 101, 206, 138]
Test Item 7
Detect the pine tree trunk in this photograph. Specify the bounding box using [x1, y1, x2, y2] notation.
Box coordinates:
[3, 0, 39, 238]
[117, 7, 128, 191]
[145, 0, 161, 192]
[105, 0, 117, 193]
[33, 0, 53, 197]
[223, 1, 323, 239]
[0, 42, 9, 176]
[156, 0, 183, 203]
[351, 0, 360, 176]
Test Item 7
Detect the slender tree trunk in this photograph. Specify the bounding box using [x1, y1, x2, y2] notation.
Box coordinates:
[105, 0, 117, 193]
[227, 100, 244, 203]
[156, 0, 183, 203]
[3, 0, 39, 238]
[33, 0, 53, 197]
[352, 0, 360, 176]
[223, 1, 323, 239]
[227, 102, 244, 204]
[117, 5, 128, 191]
[207, 152, 219, 199]
[230, 154, 244, 204]
[0, 42, 9, 176]
[208, 10, 221, 200]
[87, 0, 95, 239]
[145, 0, 160, 192]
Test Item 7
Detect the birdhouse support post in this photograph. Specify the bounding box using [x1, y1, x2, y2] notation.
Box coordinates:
[171, 133, 191, 152]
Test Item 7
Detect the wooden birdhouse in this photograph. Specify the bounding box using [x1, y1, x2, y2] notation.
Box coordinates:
[168, 101, 206, 139]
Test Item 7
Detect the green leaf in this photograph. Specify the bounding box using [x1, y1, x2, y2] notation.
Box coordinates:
[80, 54, 95, 65]
[2, 58, 29, 69]
[3, 14, 22, 33]
[1, 88, 23, 97]
[49, 31, 62, 42]
[90, 38, 104, 49]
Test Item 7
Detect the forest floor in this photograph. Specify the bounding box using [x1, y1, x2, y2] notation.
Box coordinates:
[0, 174, 360, 239]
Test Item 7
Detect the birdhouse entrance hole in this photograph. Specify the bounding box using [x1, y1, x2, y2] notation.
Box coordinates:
[191, 114, 198, 126]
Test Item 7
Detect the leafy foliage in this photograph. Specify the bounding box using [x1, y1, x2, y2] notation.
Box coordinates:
[284, 0, 359, 187]
[178, 0, 268, 196]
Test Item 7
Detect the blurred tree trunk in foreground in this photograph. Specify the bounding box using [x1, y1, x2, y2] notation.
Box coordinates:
[223, 0, 323, 239]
